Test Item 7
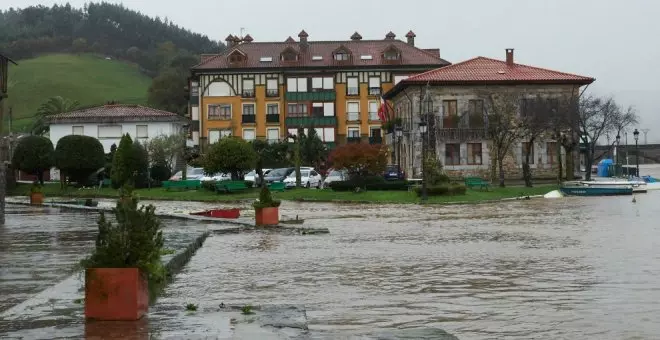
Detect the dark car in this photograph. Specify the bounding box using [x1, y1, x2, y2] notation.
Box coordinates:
[383, 164, 405, 180]
[263, 167, 295, 183]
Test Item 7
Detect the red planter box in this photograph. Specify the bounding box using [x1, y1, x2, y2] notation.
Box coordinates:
[255, 207, 279, 226]
[30, 192, 44, 205]
[85, 268, 148, 321]
[190, 208, 240, 219]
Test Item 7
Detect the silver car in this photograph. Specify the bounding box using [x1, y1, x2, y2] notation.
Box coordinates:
[322, 169, 348, 188]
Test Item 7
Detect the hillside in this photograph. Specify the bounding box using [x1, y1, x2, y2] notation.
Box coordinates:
[5, 54, 152, 132]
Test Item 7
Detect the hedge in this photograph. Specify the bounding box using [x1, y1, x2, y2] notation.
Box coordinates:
[329, 178, 409, 191]
[414, 183, 467, 197]
[201, 180, 254, 192]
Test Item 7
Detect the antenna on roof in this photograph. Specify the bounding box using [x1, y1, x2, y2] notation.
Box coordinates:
[239, 27, 246, 40]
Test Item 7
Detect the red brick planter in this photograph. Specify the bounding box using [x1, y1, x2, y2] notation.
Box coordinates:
[85, 268, 148, 321]
[29, 192, 44, 205]
[255, 207, 279, 226]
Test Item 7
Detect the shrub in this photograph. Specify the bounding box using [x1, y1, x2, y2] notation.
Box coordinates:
[55, 135, 105, 184]
[11, 135, 55, 184]
[328, 143, 387, 178]
[132, 140, 150, 189]
[201, 180, 217, 192]
[414, 183, 467, 197]
[203, 137, 256, 180]
[244, 180, 255, 188]
[111, 134, 134, 189]
[253, 186, 281, 209]
[150, 162, 171, 183]
[330, 178, 409, 191]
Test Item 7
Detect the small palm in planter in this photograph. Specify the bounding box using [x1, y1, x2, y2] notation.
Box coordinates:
[80, 191, 165, 320]
[253, 186, 281, 226]
[30, 182, 44, 204]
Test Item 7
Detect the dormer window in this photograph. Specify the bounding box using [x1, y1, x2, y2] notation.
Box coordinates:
[227, 49, 247, 63]
[280, 46, 299, 62]
[383, 46, 401, 61]
[334, 52, 349, 61]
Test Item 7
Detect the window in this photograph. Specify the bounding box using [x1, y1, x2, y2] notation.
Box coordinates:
[242, 79, 254, 97]
[368, 101, 379, 120]
[98, 125, 122, 138]
[368, 77, 381, 95]
[267, 103, 279, 115]
[347, 102, 360, 121]
[287, 103, 308, 117]
[323, 102, 334, 116]
[72, 126, 84, 135]
[467, 143, 482, 165]
[287, 77, 308, 92]
[468, 100, 484, 128]
[347, 77, 359, 96]
[260, 57, 273, 62]
[266, 79, 278, 97]
[445, 143, 461, 165]
[394, 75, 409, 84]
[443, 100, 458, 128]
[208, 129, 232, 144]
[547, 142, 557, 164]
[347, 127, 360, 138]
[522, 142, 535, 164]
[311, 77, 333, 91]
[314, 127, 335, 142]
[243, 129, 256, 141]
[334, 52, 349, 61]
[281, 51, 297, 61]
[242, 103, 255, 115]
[229, 53, 244, 63]
[136, 125, 148, 139]
[384, 50, 399, 60]
[312, 102, 324, 116]
[208, 104, 231, 120]
[267, 128, 279, 142]
[312, 55, 323, 61]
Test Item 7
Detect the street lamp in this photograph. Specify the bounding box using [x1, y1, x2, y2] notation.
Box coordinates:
[633, 128, 640, 176]
[615, 133, 620, 174]
[395, 125, 403, 170]
[418, 120, 428, 202]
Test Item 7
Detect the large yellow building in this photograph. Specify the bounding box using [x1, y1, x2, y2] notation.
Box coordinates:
[188, 30, 449, 150]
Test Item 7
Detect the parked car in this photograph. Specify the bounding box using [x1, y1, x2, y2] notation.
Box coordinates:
[283, 169, 323, 188]
[170, 167, 205, 181]
[201, 173, 231, 182]
[244, 169, 271, 186]
[323, 169, 348, 188]
[263, 167, 314, 184]
[383, 164, 405, 180]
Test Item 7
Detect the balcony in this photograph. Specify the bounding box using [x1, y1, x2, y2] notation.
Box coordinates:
[242, 89, 255, 98]
[242, 114, 256, 124]
[368, 88, 381, 96]
[347, 137, 361, 144]
[346, 87, 359, 96]
[347, 112, 360, 121]
[369, 112, 380, 121]
[266, 88, 279, 97]
[285, 91, 335, 101]
[437, 128, 487, 141]
[266, 113, 280, 123]
[369, 136, 383, 144]
[286, 116, 337, 127]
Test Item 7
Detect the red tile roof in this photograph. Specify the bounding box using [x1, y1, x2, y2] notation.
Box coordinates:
[48, 104, 186, 124]
[193, 39, 449, 70]
[402, 56, 594, 84]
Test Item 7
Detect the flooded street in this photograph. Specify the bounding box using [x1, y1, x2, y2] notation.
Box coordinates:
[2, 164, 660, 339]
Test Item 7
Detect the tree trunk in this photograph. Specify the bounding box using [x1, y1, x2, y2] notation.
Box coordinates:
[556, 142, 563, 185]
[490, 153, 498, 183]
[584, 146, 593, 181]
[294, 139, 301, 187]
[498, 156, 506, 187]
[37, 170, 44, 185]
[523, 139, 534, 187]
[564, 146, 575, 180]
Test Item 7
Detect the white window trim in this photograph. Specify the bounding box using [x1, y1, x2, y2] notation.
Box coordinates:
[243, 79, 254, 90]
[242, 103, 256, 115]
[242, 128, 256, 141]
[136, 124, 148, 139]
[72, 125, 84, 135]
[266, 102, 280, 115]
[97, 125, 122, 139]
[347, 101, 360, 121]
[368, 100, 379, 120]
[208, 103, 232, 120]
[267, 127, 280, 141]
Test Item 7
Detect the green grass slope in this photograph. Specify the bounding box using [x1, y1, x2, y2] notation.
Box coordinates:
[4, 54, 152, 132]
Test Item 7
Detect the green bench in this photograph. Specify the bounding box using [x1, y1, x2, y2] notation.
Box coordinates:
[215, 180, 249, 193]
[102, 179, 112, 188]
[268, 182, 286, 192]
[464, 177, 490, 190]
[162, 180, 202, 191]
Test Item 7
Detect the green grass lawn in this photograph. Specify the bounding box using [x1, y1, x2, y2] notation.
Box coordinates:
[4, 53, 152, 132]
[11, 183, 558, 205]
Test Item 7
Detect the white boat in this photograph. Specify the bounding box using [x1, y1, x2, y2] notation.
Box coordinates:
[585, 179, 647, 193]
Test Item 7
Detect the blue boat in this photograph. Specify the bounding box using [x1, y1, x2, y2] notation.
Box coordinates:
[560, 181, 633, 196]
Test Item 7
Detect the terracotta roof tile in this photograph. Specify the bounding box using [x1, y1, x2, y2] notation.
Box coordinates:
[48, 104, 186, 124]
[194, 39, 449, 70]
[402, 56, 594, 84]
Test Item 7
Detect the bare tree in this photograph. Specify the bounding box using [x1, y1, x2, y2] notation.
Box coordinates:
[548, 93, 580, 183]
[484, 91, 525, 187]
[578, 95, 637, 180]
[519, 95, 553, 187]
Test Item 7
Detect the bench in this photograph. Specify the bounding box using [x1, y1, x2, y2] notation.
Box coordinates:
[102, 179, 112, 188]
[216, 180, 249, 193]
[268, 182, 286, 192]
[162, 180, 202, 191]
[464, 177, 490, 190]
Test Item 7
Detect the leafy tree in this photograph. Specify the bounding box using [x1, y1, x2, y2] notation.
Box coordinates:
[31, 96, 80, 135]
[251, 139, 290, 187]
[71, 37, 87, 53]
[203, 137, 256, 180]
[329, 144, 388, 179]
[11, 135, 55, 184]
[299, 126, 327, 170]
[145, 133, 185, 174]
[132, 140, 150, 188]
[111, 134, 134, 189]
[518, 96, 553, 187]
[54, 135, 105, 184]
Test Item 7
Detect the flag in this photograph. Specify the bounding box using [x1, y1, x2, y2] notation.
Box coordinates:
[377, 97, 387, 122]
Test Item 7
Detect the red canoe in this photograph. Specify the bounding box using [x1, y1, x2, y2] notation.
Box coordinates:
[190, 208, 240, 219]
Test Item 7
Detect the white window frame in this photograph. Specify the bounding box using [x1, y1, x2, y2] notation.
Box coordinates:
[334, 52, 349, 61]
[209, 129, 232, 144]
[136, 125, 148, 139]
[266, 79, 278, 96]
[347, 101, 360, 121]
[312, 77, 323, 89]
[266, 102, 279, 115]
[323, 77, 334, 90]
[208, 104, 232, 120]
[297, 78, 308, 92]
[242, 79, 255, 96]
[347, 77, 359, 96]
[369, 126, 382, 137]
[287, 78, 298, 92]
[323, 102, 335, 116]
[72, 125, 84, 135]
[323, 127, 335, 142]
[98, 125, 122, 139]
[368, 77, 380, 89]
[347, 126, 360, 138]
[242, 128, 256, 141]
[242, 103, 255, 115]
[368, 100, 379, 121]
[267, 128, 280, 142]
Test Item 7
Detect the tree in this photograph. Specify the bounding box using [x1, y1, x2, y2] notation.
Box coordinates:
[484, 91, 525, 187]
[132, 140, 150, 188]
[145, 133, 185, 174]
[31, 96, 80, 135]
[329, 144, 388, 179]
[71, 37, 87, 53]
[299, 126, 327, 170]
[111, 134, 134, 189]
[54, 135, 105, 184]
[578, 95, 637, 180]
[251, 140, 290, 188]
[518, 96, 553, 187]
[11, 135, 54, 184]
[203, 137, 256, 180]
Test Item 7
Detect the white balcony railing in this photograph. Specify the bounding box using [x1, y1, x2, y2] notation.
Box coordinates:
[347, 112, 360, 121]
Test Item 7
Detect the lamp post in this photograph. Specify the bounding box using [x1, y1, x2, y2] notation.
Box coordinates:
[633, 128, 640, 176]
[418, 120, 428, 201]
[395, 125, 403, 170]
[615, 133, 620, 175]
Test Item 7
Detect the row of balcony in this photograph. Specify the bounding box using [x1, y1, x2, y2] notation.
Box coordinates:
[191, 88, 383, 104]
[240, 115, 388, 127]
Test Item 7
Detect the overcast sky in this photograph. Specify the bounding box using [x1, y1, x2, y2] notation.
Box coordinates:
[5, 0, 659, 142]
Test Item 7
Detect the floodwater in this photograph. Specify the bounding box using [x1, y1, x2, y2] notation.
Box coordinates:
[2, 164, 660, 339]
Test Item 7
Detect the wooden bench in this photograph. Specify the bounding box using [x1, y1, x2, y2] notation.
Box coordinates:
[464, 177, 490, 190]
[215, 180, 249, 193]
[162, 180, 202, 191]
[268, 182, 286, 192]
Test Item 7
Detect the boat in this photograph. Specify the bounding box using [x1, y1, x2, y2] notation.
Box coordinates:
[641, 176, 660, 191]
[280, 215, 305, 225]
[585, 179, 647, 193]
[560, 181, 633, 196]
[190, 208, 240, 219]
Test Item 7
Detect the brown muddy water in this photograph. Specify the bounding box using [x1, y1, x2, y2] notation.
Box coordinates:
[2, 165, 660, 339]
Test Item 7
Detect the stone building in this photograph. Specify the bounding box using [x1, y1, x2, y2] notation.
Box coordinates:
[382, 49, 594, 180]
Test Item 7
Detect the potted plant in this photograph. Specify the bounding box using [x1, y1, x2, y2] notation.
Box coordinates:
[30, 182, 44, 205]
[80, 192, 165, 321]
[253, 186, 281, 226]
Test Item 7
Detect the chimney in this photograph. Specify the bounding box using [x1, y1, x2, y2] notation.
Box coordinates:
[405, 30, 416, 46]
[385, 31, 396, 40]
[506, 48, 514, 66]
[298, 29, 309, 48]
[242, 34, 253, 43]
[225, 34, 237, 48]
[350, 31, 363, 41]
